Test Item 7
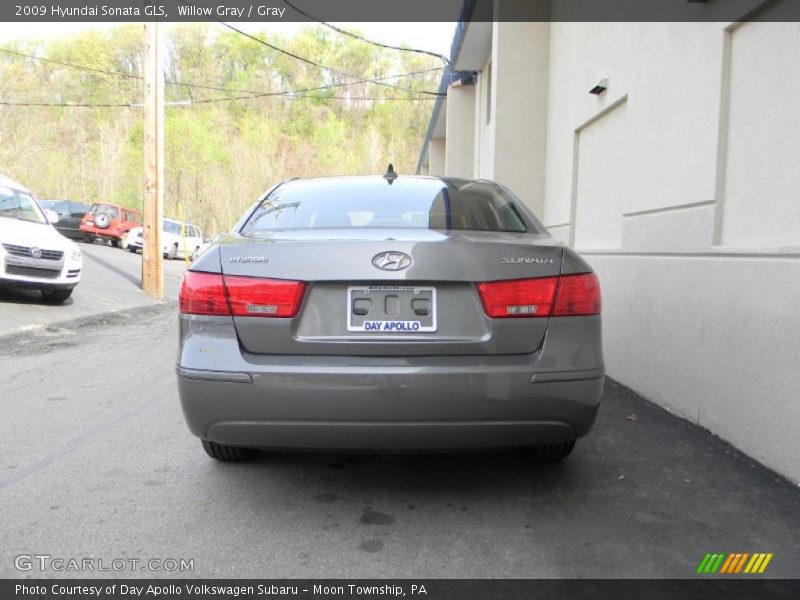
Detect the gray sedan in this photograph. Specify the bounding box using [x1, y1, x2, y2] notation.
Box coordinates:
[176, 174, 603, 462]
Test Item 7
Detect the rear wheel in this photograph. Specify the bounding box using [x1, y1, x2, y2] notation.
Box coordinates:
[201, 440, 250, 462]
[523, 440, 576, 462]
[41, 288, 73, 303]
[128, 246, 138, 253]
[110, 238, 119, 248]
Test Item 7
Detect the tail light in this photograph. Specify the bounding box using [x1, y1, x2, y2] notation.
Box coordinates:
[179, 271, 306, 318]
[477, 273, 600, 318]
[552, 273, 601, 316]
[179, 272, 229, 316]
[476, 277, 559, 318]
[224, 276, 306, 318]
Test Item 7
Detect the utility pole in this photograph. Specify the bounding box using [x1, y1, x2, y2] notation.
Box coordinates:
[142, 20, 164, 298]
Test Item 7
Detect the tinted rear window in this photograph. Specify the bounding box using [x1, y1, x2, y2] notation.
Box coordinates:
[242, 180, 529, 234]
[90, 204, 119, 219]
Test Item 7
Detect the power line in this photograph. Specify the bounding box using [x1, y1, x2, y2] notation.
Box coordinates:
[0, 93, 436, 108]
[177, 2, 445, 97]
[283, 0, 450, 66]
[0, 47, 142, 80]
[191, 92, 437, 104]
[215, 21, 444, 96]
[0, 100, 134, 108]
[172, 66, 444, 99]
[0, 46, 443, 99]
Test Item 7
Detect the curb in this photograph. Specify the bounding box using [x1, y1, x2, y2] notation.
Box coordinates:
[0, 301, 177, 351]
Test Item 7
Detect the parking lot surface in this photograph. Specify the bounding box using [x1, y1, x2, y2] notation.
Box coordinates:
[0, 301, 798, 578]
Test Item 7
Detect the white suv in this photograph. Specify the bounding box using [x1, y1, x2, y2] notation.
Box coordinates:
[125, 218, 204, 261]
[0, 175, 82, 303]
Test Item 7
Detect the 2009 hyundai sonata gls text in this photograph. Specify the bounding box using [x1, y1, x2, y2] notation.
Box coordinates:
[176, 175, 603, 462]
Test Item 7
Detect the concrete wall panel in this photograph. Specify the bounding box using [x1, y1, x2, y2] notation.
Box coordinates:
[721, 22, 800, 248]
[588, 253, 800, 483]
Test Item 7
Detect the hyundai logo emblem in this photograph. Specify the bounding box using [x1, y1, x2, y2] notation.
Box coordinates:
[372, 251, 412, 271]
[30, 247, 43, 259]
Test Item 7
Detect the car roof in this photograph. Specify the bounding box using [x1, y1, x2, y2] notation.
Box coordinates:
[90, 202, 142, 213]
[163, 218, 200, 228]
[274, 175, 479, 196]
[0, 175, 32, 194]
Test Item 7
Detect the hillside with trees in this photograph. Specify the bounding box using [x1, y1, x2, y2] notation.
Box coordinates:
[0, 24, 442, 235]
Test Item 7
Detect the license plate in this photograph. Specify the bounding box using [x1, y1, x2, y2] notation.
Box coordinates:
[347, 286, 436, 333]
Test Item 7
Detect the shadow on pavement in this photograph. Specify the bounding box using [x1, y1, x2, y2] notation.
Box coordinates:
[82, 247, 142, 288]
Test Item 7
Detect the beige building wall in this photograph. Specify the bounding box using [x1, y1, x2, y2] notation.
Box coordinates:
[471, 23, 550, 215]
[540, 17, 800, 483]
[490, 21, 550, 216]
[444, 85, 476, 178]
[428, 139, 446, 177]
[430, 10, 800, 482]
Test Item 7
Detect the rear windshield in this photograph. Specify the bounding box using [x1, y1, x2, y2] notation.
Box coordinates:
[89, 204, 119, 219]
[241, 180, 529, 233]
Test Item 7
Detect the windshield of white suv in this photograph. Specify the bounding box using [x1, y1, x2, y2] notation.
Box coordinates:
[164, 220, 182, 235]
[0, 186, 46, 224]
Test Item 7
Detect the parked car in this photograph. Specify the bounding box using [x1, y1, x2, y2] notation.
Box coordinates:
[125, 218, 204, 260]
[176, 174, 603, 462]
[0, 175, 82, 303]
[39, 200, 90, 240]
[79, 202, 142, 247]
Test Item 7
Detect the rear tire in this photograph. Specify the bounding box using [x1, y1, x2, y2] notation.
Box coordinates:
[110, 238, 119, 248]
[128, 246, 138, 253]
[201, 440, 250, 462]
[41, 288, 73, 303]
[523, 440, 576, 462]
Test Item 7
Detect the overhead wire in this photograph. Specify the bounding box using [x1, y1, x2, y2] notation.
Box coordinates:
[168, 0, 444, 97]
[0, 46, 443, 99]
[282, 0, 450, 66]
[0, 92, 437, 108]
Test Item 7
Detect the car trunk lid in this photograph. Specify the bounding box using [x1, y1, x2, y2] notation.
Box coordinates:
[219, 229, 563, 356]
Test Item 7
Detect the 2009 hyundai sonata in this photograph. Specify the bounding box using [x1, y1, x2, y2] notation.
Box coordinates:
[176, 174, 603, 461]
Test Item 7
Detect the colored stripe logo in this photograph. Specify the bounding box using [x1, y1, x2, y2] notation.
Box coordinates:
[697, 553, 773, 574]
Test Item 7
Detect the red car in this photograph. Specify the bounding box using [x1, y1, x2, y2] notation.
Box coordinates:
[80, 202, 142, 247]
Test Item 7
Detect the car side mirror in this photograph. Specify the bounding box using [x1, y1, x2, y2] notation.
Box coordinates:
[45, 209, 60, 224]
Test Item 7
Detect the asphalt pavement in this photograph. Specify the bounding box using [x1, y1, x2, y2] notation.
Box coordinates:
[0, 290, 798, 578]
[0, 240, 185, 339]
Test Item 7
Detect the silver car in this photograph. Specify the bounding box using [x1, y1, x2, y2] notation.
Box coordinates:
[176, 174, 603, 462]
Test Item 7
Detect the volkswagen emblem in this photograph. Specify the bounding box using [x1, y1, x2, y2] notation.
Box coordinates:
[30, 247, 43, 259]
[372, 251, 412, 271]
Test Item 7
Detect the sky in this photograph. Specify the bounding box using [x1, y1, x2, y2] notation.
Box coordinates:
[0, 21, 456, 58]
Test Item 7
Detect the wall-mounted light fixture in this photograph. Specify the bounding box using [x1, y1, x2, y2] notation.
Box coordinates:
[589, 77, 609, 95]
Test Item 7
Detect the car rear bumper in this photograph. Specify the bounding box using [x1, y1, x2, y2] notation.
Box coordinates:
[176, 311, 604, 450]
[177, 363, 603, 450]
[80, 225, 121, 239]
